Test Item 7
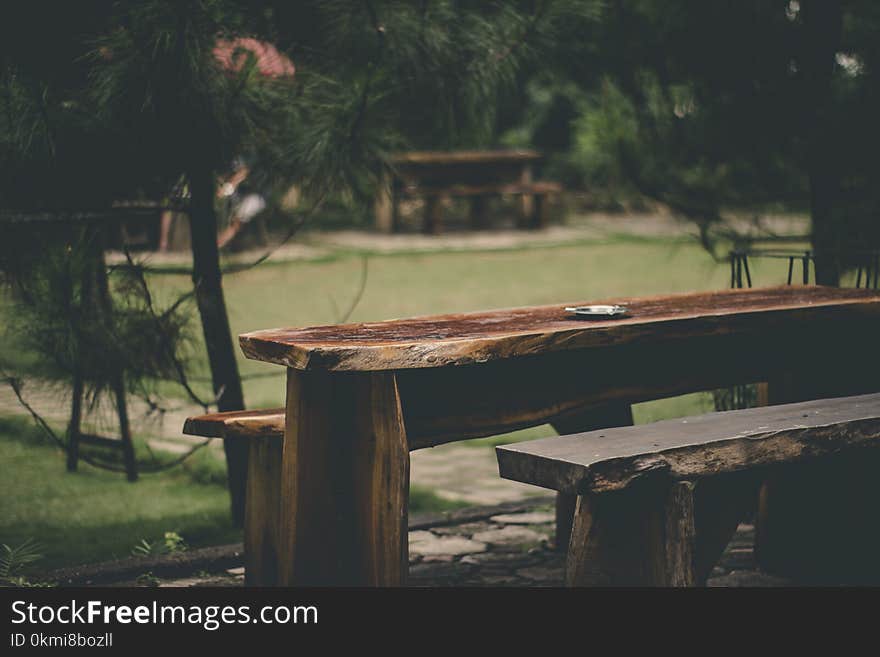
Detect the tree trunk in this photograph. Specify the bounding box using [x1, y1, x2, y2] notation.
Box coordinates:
[802, 0, 843, 286]
[188, 166, 248, 527]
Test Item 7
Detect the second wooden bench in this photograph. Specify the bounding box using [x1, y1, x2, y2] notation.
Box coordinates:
[184, 408, 284, 586]
[496, 393, 880, 586]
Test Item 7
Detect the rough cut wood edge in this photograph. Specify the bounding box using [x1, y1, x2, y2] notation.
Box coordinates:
[183, 399, 635, 453]
[352, 372, 410, 586]
[497, 393, 880, 494]
[239, 287, 880, 372]
[183, 409, 285, 439]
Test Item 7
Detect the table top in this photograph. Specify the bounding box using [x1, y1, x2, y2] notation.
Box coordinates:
[239, 286, 880, 372]
[391, 150, 541, 166]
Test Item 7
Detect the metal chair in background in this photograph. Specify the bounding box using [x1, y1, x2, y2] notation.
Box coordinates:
[729, 247, 880, 290]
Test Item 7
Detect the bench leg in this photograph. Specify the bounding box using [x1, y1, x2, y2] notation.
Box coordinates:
[374, 173, 395, 233]
[520, 163, 534, 221]
[662, 481, 699, 586]
[244, 432, 283, 586]
[553, 494, 578, 553]
[566, 481, 669, 586]
[757, 454, 880, 583]
[424, 197, 443, 234]
[529, 194, 550, 229]
[566, 477, 750, 587]
[278, 369, 410, 586]
[392, 188, 401, 233]
[469, 195, 490, 230]
[551, 403, 634, 552]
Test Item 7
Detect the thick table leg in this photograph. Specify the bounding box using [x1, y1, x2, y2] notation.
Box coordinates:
[278, 369, 410, 586]
[757, 453, 880, 583]
[550, 403, 633, 552]
[244, 431, 283, 586]
[756, 374, 880, 582]
[754, 374, 813, 576]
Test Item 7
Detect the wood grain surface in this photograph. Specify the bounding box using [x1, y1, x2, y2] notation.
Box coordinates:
[240, 286, 880, 372]
[183, 408, 285, 439]
[496, 392, 880, 494]
[276, 369, 410, 586]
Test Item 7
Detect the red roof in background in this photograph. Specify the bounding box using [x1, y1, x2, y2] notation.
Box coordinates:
[213, 37, 295, 78]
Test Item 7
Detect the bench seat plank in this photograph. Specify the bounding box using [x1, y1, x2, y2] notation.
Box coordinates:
[183, 408, 285, 439]
[183, 408, 284, 586]
[496, 392, 880, 495]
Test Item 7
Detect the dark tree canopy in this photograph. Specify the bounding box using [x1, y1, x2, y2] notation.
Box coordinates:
[503, 0, 880, 280]
[0, 0, 587, 522]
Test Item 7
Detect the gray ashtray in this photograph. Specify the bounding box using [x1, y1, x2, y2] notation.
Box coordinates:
[564, 304, 629, 319]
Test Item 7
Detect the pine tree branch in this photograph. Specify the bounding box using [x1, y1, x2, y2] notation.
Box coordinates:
[120, 248, 219, 411]
[2, 369, 212, 474]
[349, 0, 387, 145]
[491, 0, 550, 66]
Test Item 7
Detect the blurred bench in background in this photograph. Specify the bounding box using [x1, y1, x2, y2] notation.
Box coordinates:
[374, 150, 562, 234]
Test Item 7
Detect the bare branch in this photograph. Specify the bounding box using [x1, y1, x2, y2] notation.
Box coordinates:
[2, 369, 212, 474]
[2, 371, 67, 451]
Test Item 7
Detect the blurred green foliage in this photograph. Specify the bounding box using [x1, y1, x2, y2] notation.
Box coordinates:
[499, 0, 880, 274]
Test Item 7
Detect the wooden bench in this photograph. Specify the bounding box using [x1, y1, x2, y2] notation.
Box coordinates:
[183, 409, 284, 586]
[496, 393, 880, 586]
[374, 150, 563, 233]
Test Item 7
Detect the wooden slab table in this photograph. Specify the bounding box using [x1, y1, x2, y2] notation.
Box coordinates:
[239, 286, 880, 586]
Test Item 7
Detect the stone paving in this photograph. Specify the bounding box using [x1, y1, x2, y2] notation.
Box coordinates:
[408, 509, 789, 587]
[49, 498, 793, 588]
[411, 443, 545, 505]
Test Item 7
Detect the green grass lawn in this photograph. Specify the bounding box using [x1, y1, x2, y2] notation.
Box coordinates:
[0, 233, 805, 573]
[0, 416, 239, 574]
[143, 236, 749, 407]
[0, 415, 464, 575]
